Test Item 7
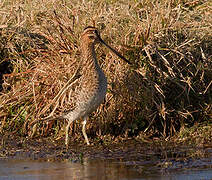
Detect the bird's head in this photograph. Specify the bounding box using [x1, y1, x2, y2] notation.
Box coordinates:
[81, 26, 131, 65]
[81, 26, 101, 45]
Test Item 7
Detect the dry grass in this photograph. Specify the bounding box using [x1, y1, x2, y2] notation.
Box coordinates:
[0, 0, 211, 141]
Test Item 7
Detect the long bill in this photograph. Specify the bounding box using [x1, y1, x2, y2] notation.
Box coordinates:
[97, 35, 131, 65]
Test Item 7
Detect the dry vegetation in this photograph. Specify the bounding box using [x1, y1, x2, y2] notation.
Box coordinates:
[0, 0, 211, 143]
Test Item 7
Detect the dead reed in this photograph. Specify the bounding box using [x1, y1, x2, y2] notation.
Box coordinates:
[0, 0, 211, 141]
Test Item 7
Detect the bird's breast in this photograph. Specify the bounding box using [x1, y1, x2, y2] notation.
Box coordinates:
[76, 68, 107, 115]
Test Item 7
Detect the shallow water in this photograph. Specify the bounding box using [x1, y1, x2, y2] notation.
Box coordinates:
[0, 158, 212, 180]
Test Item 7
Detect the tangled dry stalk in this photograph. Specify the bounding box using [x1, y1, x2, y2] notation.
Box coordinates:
[0, 0, 211, 142]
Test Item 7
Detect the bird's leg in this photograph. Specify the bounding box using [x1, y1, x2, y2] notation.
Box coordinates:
[65, 119, 74, 147]
[82, 117, 90, 145]
[30, 124, 37, 138]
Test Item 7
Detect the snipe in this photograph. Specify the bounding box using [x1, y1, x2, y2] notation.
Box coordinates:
[30, 26, 131, 147]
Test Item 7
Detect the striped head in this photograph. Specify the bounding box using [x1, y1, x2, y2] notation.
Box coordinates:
[81, 26, 131, 65]
[81, 26, 101, 45]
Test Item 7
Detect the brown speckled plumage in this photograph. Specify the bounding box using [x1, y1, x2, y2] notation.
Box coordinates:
[31, 26, 130, 146]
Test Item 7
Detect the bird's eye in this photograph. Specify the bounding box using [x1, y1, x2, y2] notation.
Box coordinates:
[94, 30, 99, 36]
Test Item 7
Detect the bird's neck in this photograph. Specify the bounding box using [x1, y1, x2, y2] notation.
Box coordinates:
[81, 43, 100, 71]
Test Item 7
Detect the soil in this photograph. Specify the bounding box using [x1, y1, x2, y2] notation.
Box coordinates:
[0, 134, 153, 161]
[1, 134, 212, 167]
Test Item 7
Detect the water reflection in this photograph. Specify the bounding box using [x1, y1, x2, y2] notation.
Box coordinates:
[0, 158, 141, 180]
[0, 158, 212, 180]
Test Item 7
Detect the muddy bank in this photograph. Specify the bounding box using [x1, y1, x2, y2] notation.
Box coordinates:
[1, 135, 212, 171]
[1, 135, 154, 160]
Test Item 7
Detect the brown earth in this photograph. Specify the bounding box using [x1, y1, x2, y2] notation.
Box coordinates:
[1, 134, 212, 168]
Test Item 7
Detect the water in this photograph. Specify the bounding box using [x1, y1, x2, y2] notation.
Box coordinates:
[0, 158, 212, 180]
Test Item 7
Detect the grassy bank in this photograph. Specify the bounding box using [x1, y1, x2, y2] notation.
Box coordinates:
[0, 0, 211, 144]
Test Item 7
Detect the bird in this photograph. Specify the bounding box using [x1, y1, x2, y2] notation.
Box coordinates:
[30, 26, 131, 147]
